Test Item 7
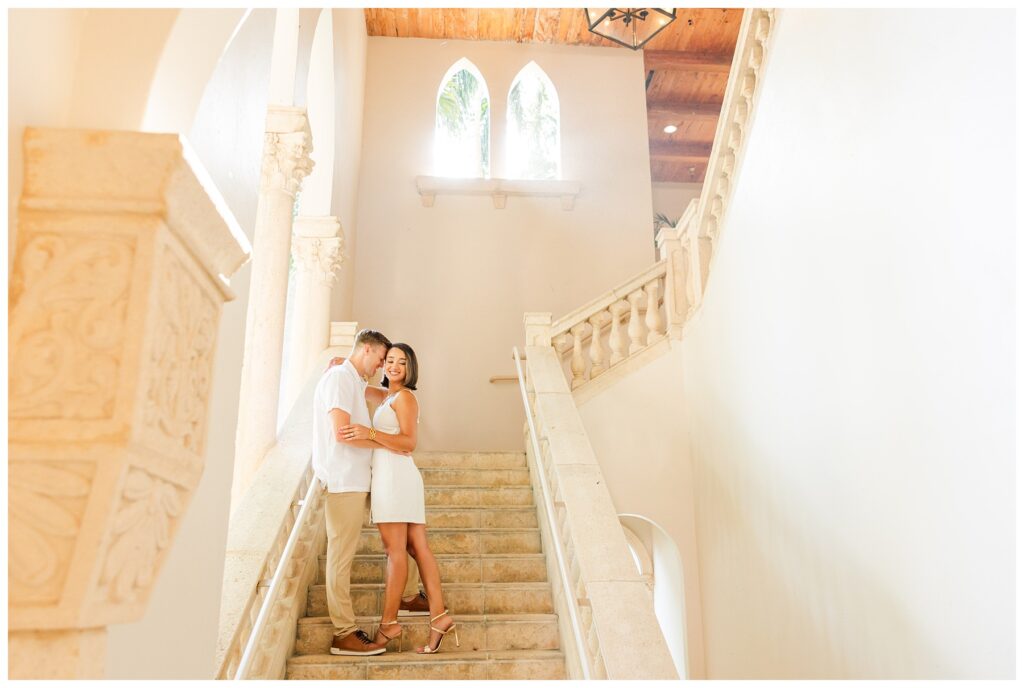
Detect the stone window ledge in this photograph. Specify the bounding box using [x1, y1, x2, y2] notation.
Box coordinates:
[415, 175, 581, 210]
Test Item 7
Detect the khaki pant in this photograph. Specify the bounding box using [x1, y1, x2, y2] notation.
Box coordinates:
[325, 490, 421, 637]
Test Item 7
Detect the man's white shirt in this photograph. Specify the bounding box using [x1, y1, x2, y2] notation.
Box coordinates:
[312, 360, 373, 493]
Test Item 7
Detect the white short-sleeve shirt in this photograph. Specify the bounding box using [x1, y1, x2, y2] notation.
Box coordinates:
[312, 360, 373, 493]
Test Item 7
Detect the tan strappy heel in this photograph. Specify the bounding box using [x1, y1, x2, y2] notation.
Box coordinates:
[416, 610, 459, 654]
[374, 619, 403, 651]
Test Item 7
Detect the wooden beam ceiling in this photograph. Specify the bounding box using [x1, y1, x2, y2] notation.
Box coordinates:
[649, 142, 714, 160]
[646, 101, 723, 121]
[643, 50, 733, 73]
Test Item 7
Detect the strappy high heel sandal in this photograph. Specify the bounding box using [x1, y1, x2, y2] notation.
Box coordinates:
[374, 619, 403, 651]
[416, 610, 459, 654]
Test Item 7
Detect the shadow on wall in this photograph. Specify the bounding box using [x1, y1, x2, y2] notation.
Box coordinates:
[620, 513, 688, 679]
[691, 435, 955, 679]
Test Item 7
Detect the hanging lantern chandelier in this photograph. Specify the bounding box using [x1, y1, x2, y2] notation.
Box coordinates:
[584, 8, 677, 50]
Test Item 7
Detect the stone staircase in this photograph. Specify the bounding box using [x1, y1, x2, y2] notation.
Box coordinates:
[285, 451, 567, 680]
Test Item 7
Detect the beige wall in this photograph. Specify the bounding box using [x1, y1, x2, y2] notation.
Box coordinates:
[679, 9, 1014, 678]
[103, 9, 276, 678]
[67, 9, 179, 130]
[352, 37, 655, 450]
[329, 9, 370, 320]
[652, 181, 702, 226]
[7, 9, 87, 267]
[577, 346, 705, 679]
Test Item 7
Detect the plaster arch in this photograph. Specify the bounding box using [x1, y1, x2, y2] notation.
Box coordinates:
[620, 513, 690, 679]
[142, 9, 251, 134]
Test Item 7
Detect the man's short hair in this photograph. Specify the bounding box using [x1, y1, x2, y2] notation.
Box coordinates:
[353, 328, 392, 352]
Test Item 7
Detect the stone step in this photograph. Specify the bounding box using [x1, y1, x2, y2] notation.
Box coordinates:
[355, 528, 541, 556]
[306, 582, 554, 617]
[286, 649, 566, 680]
[419, 467, 531, 487]
[294, 613, 560, 655]
[361, 505, 537, 529]
[321, 553, 549, 585]
[424, 485, 534, 507]
[414, 451, 527, 470]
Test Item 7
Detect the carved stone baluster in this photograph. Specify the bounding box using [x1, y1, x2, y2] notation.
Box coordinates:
[569, 322, 589, 389]
[608, 301, 629, 366]
[588, 312, 608, 378]
[645, 279, 664, 344]
[627, 290, 646, 355]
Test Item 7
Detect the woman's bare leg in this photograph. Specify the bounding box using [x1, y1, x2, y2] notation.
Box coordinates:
[376, 522, 408, 643]
[407, 524, 454, 650]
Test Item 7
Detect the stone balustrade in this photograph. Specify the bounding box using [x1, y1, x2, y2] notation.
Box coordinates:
[529, 10, 776, 400]
[547, 261, 669, 391]
[216, 348, 339, 679]
[685, 8, 776, 290]
[516, 342, 678, 680]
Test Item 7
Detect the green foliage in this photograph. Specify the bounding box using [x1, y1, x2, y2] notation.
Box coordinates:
[508, 73, 559, 180]
[436, 68, 489, 177]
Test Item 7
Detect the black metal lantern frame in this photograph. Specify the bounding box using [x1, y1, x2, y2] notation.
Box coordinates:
[585, 8, 677, 51]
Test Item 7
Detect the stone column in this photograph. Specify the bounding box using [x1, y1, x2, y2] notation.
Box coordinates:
[281, 216, 344, 415]
[8, 128, 250, 678]
[232, 106, 312, 509]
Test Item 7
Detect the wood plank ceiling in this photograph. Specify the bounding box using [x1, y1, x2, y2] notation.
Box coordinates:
[364, 8, 743, 184]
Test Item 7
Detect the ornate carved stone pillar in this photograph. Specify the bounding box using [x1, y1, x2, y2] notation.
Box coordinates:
[8, 128, 250, 678]
[281, 216, 344, 415]
[232, 106, 312, 509]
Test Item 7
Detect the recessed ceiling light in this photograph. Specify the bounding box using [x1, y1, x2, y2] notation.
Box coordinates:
[663, 124, 678, 134]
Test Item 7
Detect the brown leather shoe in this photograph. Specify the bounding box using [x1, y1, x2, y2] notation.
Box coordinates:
[330, 629, 386, 656]
[398, 591, 430, 616]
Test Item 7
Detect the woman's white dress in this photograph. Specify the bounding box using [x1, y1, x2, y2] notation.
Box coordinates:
[370, 391, 426, 524]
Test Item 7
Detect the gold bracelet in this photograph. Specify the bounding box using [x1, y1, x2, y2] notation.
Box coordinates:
[369, 427, 376, 441]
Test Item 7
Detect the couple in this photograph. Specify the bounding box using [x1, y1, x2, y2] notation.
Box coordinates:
[311, 328, 458, 657]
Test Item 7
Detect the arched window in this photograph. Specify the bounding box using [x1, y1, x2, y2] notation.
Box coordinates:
[435, 59, 490, 178]
[506, 62, 561, 180]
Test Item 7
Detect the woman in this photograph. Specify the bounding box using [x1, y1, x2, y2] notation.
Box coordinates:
[337, 343, 458, 654]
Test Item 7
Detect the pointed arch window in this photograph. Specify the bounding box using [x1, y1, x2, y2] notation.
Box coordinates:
[435, 59, 490, 178]
[506, 62, 561, 180]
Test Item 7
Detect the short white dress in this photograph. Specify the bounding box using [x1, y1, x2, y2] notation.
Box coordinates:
[370, 390, 426, 524]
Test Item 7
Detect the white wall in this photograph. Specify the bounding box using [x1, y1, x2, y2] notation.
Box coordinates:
[353, 37, 655, 450]
[653, 181, 702, 226]
[679, 9, 1014, 678]
[577, 345, 705, 678]
[105, 10, 276, 679]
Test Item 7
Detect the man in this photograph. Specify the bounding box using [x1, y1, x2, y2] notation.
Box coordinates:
[312, 329, 428, 657]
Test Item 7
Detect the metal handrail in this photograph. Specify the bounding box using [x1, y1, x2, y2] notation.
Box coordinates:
[512, 346, 592, 680]
[232, 466, 319, 679]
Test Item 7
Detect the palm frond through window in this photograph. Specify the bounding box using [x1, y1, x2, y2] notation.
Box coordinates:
[435, 60, 490, 178]
[506, 62, 560, 180]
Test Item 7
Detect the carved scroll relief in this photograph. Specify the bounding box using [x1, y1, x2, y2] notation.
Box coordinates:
[9, 232, 135, 421]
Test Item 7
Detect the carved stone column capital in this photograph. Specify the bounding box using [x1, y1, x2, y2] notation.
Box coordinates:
[260, 106, 313, 198]
[8, 128, 249, 678]
[291, 216, 344, 286]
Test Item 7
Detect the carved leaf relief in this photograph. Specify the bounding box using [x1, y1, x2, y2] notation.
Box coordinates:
[9, 234, 134, 420]
[100, 468, 183, 603]
[9, 461, 94, 604]
[143, 250, 218, 456]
